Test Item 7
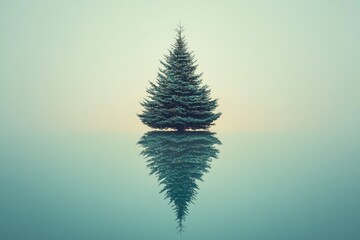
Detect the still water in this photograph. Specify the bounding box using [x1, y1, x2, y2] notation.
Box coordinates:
[0, 132, 359, 239]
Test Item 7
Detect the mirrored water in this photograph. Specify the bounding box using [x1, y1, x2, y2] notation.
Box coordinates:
[0, 132, 359, 239]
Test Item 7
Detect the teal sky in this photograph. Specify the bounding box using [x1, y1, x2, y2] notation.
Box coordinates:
[1, 0, 359, 134]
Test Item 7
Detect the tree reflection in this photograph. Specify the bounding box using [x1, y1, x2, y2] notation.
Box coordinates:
[138, 131, 221, 232]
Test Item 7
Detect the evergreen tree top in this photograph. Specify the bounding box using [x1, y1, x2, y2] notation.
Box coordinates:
[138, 25, 221, 131]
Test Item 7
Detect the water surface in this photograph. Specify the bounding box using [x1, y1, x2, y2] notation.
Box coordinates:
[0, 132, 359, 239]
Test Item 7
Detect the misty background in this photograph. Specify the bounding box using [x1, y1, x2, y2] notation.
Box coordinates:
[1, 0, 359, 135]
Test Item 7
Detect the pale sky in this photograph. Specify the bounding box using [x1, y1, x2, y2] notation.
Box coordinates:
[1, 0, 359, 134]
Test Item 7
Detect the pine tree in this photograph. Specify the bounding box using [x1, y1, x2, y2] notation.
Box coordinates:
[138, 25, 221, 131]
[138, 131, 221, 232]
